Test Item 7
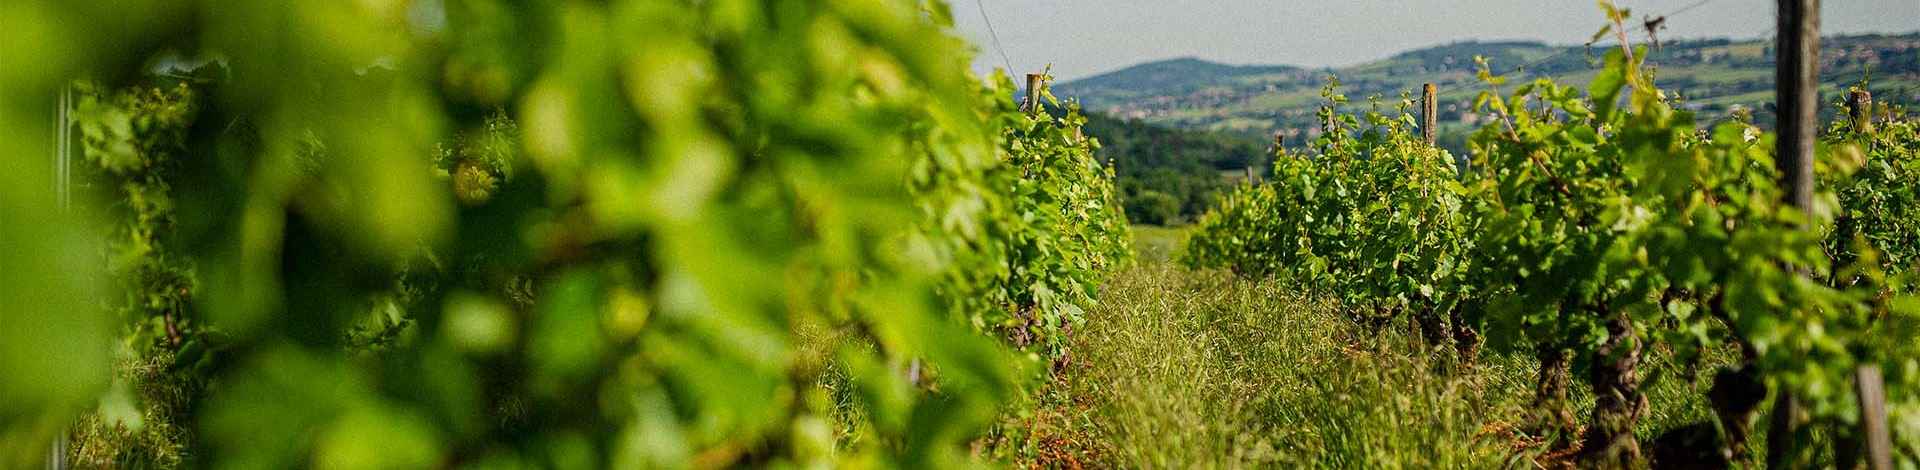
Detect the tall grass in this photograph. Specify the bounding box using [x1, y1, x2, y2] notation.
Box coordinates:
[987, 227, 1734, 467]
[1039, 263, 1532, 467]
[994, 264, 1733, 466]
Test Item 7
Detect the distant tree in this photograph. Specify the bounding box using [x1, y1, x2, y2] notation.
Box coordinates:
[1126, 190, 1183, 226]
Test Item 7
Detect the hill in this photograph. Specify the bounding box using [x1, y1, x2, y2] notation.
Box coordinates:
[1057, 58, 1306, 111]
[1060, 34, 1920, 142]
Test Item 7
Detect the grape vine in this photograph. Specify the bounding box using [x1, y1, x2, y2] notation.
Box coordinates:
[1, 0, 1127, 468]
[1182, 24, 1920, 467]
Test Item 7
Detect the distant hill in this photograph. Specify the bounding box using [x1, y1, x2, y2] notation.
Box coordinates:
[1058, 34, 1920, 143]
[1057, 58, 1305, 108]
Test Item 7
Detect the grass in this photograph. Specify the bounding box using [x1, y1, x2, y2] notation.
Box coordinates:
[1015, 262, 1536, 468]
[994, 226, 1741, 468]
[1127, 224, 1188, 265]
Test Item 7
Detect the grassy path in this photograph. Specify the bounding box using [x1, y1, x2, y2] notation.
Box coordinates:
[995, 227, 1720, 468]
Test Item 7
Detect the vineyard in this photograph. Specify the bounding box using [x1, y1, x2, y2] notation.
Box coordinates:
[1182, 4, 1920, 466]
[1, 0, 1916, 468]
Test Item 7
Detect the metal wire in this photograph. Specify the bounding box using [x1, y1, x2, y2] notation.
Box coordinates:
[1502, 0, 1726, 80]
[1665, 0, 1718, 19]
[973, 0, 1016, 75]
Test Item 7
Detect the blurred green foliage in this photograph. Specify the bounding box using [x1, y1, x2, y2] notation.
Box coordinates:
[1123, 190, 1182, 227]
[2, 0, 1127, 468]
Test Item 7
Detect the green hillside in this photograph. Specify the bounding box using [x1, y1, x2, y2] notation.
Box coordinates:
[1058, 58, 1307, 110]
[1060, 34, 1920, 142]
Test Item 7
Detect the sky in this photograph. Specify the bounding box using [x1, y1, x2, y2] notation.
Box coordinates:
[949, 0, 1920, 81]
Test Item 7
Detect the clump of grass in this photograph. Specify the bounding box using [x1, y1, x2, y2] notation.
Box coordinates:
[68, 349, 198, 469]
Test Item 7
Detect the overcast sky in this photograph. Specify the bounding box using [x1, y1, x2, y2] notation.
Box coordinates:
[950, 0, 1920, 81]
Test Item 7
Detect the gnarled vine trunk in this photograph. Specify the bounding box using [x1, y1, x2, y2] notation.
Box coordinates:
[1709, 364, 1765, 463]
[1448, 304, 1480, 362]
[1704, 290, 1765, 464]
[1531, 346, 1578, 448]
[1581, 309, 1647, 467]
[1414, 304, 1451, 351]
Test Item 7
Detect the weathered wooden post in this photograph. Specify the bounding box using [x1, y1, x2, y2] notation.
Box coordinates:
[1849, 89, 1875, 133]
[1024, 73, 1043, 115]
[1421, 83, 1437, 145]
[1775, 0, 1817, 212]
[1857, 364, 1893, 469]
[1768, 0, 1817, 466]
[1244, 165, 1255, 185]
[1263, 132, 1287, 183]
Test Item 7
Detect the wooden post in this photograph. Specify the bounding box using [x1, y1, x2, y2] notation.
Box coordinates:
[1775, 0, 1818, 212]
[1768, 0, 1818, 466]
[1421, 83, 1437, 145]
[1024, 73, 1043, 115]
[1856, 365, 1893, 470]
[1849, 89, 1875, 133]
[1244, 165, 1255, 185]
